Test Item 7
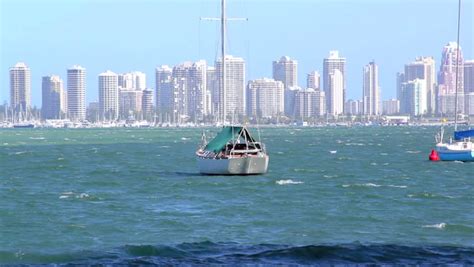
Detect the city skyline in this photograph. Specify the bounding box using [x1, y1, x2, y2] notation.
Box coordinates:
[1, 0, 473, 107]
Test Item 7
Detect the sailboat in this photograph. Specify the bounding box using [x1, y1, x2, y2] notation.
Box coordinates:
[430, 0, 474, 162]
[196, 0, 269, 175]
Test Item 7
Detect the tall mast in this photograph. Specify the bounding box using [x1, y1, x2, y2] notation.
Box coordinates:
[221, 0, 226, 124]
[454, 0, 461, 131]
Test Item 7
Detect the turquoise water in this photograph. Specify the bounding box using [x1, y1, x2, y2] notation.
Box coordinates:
[1, 127, 473, 264]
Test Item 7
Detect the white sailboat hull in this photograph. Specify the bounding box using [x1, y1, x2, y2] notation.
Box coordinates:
[197, 154, 269, 175]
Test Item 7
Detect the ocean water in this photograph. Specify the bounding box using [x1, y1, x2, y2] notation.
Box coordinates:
[0, 126, 473, 265]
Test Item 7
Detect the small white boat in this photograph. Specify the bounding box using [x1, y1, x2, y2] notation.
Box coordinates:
[196, 126, 269, 175]
[433, 128, 474, 161]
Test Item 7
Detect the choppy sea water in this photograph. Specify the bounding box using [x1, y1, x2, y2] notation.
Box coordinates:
[0, 126, 473, 265]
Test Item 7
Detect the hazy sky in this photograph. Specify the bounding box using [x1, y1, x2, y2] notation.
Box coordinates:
[1, 0, 473, 107]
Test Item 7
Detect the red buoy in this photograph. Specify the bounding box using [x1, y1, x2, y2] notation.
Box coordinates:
[429, 149, 440, 161]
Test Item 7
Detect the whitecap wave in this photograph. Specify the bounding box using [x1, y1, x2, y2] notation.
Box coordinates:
[388, 185, 407, 188]
[423, 223, 446, 229]
[343, 183, 407, 189]
[276, 179, 303, 185]
[29, 137, 45, 140]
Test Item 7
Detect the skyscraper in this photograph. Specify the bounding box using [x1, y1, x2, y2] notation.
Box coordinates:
[323, 51, 346, 114]
[438, 42, 464, 115]
[187, 60, 208, 120]
[464, 60, 474, 115]
[118, 71, 147, 90]
[400, 79, 427, 116]
[329, 69, 344, 115]
[155, 65, 173, 119]
[246, 78, 284, 118]
[42, 75, 64, 119]
[404, 57, 436, 114]
[67, 65, 86, 121]
[142, 89, 154, 121]
[307, 71, 320, 90]
[216, 55, 245, 121]
[9, 62, 31, 113]
[272, 56, 298, 89]
[464, 60, 474, 93]
[362, 61, 380, 116]
[206, 66, 219, 116]
[294, 88, 325, 120]
[120, 89, 142, 118]
[98, 70, 119, 120]
[396, 72, 405, 101]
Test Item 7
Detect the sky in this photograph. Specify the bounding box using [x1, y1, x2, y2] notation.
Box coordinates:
[1, 0, 473, 107]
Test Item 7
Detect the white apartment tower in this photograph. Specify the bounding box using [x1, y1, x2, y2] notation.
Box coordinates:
[216, 55, 245, 121]
[67, 65, 86, 121]
[329, 69, 344, 115]
[362, 61, 380, 116]
[294, 88, 325, 119]
[272, 56, 298, 89]
[323, 51, 346, 115]
[10, 62, 31, 113]
[118, 71, 146, 90]
[187, 60, 208, 120]
[42, 75, 65, 119]
[404, 57, 436, 114]
[247, 78, 284, 118]
[98, 70, 119, 121]
[400, 79, 427, 116]
[307, 71, 320, 90]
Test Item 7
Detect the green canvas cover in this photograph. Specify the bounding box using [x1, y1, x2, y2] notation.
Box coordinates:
[204, 126, 243, 152]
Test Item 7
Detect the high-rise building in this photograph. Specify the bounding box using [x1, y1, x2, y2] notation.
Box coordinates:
[438, 42, 464, 115]
[362, 61, 380, 116]
[400, 79, 427, 116]
[118, 71, 147, 90]
[98, 70, 119, 121]
[345, 99, 362, 116]
[246, 78, 284, 118]
[216, 55, 245, 121]
[155, 65, 173, 119]
[465, 60, 474, 115]
[206, 66, 219, 116]
[187, 60, 208, 120]
[465, 60, 474, 93]
[120, 89, 142, 118]
[169, 61, 209, 121]
[382, 99, 400, 115]
[67, 65, 86, 121]
[272, 56, 297, 89]
[323, 51, 346, 114]
[42, 75, 65, 119]
[404, 57, 436, 114]
[328, 69, 344, 115]
[9, 62, 31, 113]
[396, 72, 405, 101]
[307, 71, 320, 90]
[284, 86, 299, 117]
[294, 88, 325, 120]
[142, 89, 154, 121]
